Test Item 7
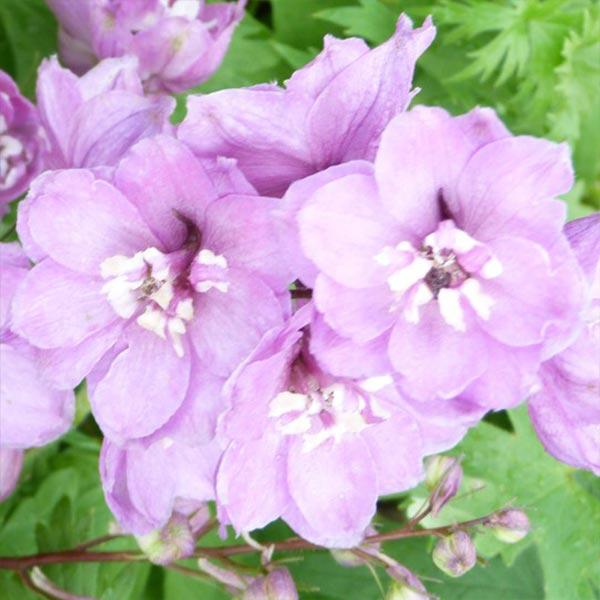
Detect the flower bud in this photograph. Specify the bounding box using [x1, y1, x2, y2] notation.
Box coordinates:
[243, 568, 298, 600]
[385, 563, 428, 600]
[136, 513, 195, 565]
[424, 455, 463, 516]
[432, 531, 476, 577]
[487, 509, 530, 543]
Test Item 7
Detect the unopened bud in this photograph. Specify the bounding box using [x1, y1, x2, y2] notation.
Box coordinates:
[136, 513, 195, 565]
[425, 455, 463, 516]
[243, 568, 298, 600]
[487, 509, 530, 543]
[385, 563, 428, 600]
[331, 526, 380, 567]
[432, 531, 476, 577]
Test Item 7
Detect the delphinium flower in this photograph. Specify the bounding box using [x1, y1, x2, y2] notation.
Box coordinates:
[178, 14, 435, 197]
[46, 0, 246, 93]
[529, 213, 600, 474]
[216, 304, 463, 548]
[36, 56, 174, 171]
[290, 105, 586, 425]
[0, 71, 45, 213]
[0, 243, 74, 499]
[12, 134, 291, 444]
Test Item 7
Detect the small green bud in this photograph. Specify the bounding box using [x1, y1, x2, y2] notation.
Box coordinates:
[432, 531, 476, 577]
[487, 509, 530, 543]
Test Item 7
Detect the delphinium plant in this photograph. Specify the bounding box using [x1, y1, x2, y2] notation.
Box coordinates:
[0, 1, 598, 599]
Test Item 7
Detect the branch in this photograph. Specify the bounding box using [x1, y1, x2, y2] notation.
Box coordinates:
[0, 511, 499, 571]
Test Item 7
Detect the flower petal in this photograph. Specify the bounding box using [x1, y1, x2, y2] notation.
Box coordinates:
[25, 170, 158, 274]
[217, 432, 289, 533]
[190, 268, 284, 377]
[0, 342, 74, 448]
[389, 302, 489, 401]
[11, 259, 115, 348]
[115, 135, 219, 251]
[90, 325, 191, 443]
[285, 435, 377, 548]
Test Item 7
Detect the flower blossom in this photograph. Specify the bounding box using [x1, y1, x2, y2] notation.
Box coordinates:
[216, 305, 462, 548]
[178, 14, 435, 197]
[291, 105, 586, 424]
[46, 0, 246, 93]
[0, 243, 74, 499]
[0, 71, 44, 212]
[36, 56, 174, 171]
[529, 213, 600, 474]
[12, 135, 290, 444]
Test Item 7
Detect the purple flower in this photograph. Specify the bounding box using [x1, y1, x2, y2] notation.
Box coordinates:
[529, 214, 600, 474]
[292, 106, 586, 421]
[0, 243, 74, 500]
[178, 14, 435, 197]
[0, 71, 44, 212]
[13, 135, 289, 444]
[216, 305, 434, 548]
[36, 56, 174, 170]
[46, 0, 246, 93]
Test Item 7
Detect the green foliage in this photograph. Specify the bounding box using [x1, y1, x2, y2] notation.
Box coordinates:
[0, 0, 58, 98]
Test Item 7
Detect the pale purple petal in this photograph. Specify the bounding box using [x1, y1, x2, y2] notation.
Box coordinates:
[217, 432, 289, 533]
[455, 137, 573, 244]
[0, 242, 29, 329]
[90, 325, 191, 443]
[361, 411, 424, 496]
[114, 135, 219, 251]
[389, 302, 489, 401]
[309, 315, 392, 379]
[481, 237, 579, 347]
[374, 105, 475, 239]
[11, 259, 115, 348]
[281, 160, 374, 288]
[203, 194, 294, 291]
[314, 274, 396, 343]
[285, 35, 369, 98]
[190, 269, 284, 377]
[307, 15, 435, 169]
[298, 171, 398, 288]
[529, 332, 600, 475]
[25, 169, 158, 274]
[35, 323, 124, 389]
[179, 88, 312, 197]
[0, 342, 74, 447]
[285, 435, 376, 548]
[69, 91, 174, 168]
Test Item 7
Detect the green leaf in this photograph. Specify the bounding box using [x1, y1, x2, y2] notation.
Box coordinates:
[317, 0, 398, 44]
[271, 0, 352, 49]
[0, 0, 58, 98]
[447, 406, 600, 599]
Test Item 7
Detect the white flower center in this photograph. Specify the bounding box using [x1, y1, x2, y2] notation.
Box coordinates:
[0, 133, 26, 191]
[269, 378, 390, 453]
[375, 220, 502, 332]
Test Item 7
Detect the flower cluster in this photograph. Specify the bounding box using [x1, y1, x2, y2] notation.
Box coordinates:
[0, 4, 598, 596]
